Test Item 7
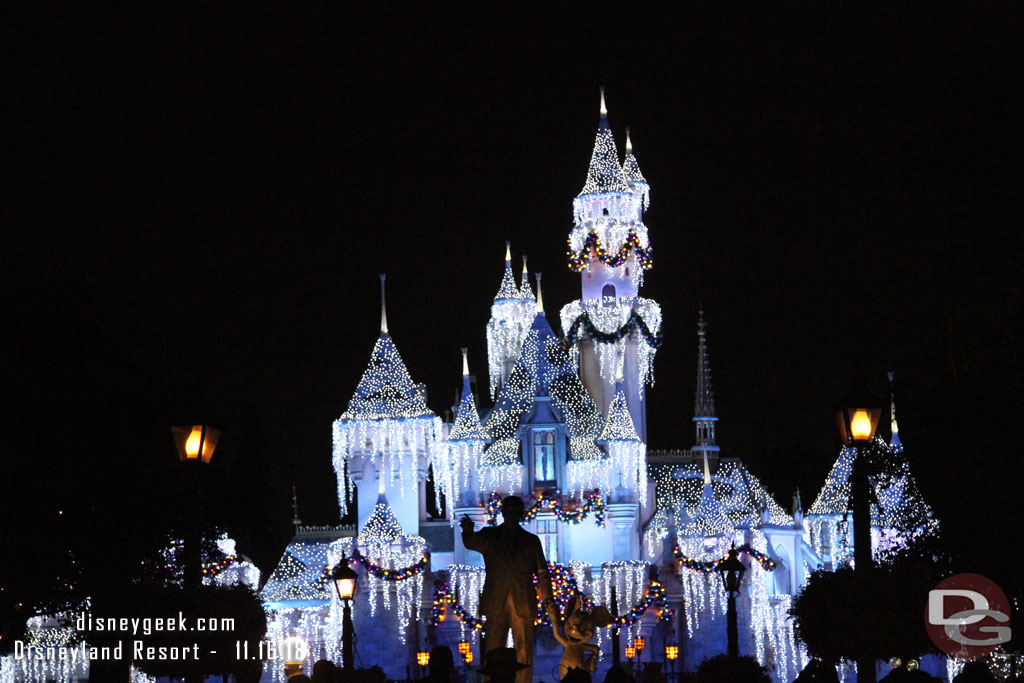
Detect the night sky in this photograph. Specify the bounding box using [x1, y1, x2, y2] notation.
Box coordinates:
[5, 5, 1022, 587]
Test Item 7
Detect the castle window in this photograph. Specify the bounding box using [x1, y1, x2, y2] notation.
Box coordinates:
[538, 518, 559, 563]
[533, 429, 556, 484]
[602, 284, 616, 300]
[602, 208, 609, 216]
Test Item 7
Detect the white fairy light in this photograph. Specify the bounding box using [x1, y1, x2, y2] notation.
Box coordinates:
[598, 388, 648, 506]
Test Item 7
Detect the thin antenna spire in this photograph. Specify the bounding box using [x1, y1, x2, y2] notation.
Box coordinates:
[888, 370, 902, 450]
[535, 272, 544, 313]
[625, 126, 633, 153]
[521, 254, 528, 275]
[505, 240, 511, 263]
[599, 86, 608, 117]
[379, 273, 388, 334]
[461, 347, 470, 377]
[292, 486, 301, 527]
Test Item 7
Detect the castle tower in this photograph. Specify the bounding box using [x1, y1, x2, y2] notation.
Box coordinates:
[559, 90, 661, 441]
[693, 311, 720, 470]
[332, 274, 442, 533]
[486, 242, 535, 398]
[435, 348, 491, 512]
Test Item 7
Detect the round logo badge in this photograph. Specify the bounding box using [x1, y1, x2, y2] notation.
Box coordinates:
[925, 573, 1011, 659]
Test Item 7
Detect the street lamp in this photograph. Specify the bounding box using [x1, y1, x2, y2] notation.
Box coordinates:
[625, 645, 636, 662]
[634, 636, 645, 662]
[416, 650, 430, 677]
[332, 556, 358, 671]
[719, 544, 746, 660]
[281, 635, 308, 678]
[171, 425, 220, 595]
[458, 641, 471, 659]
[837, 390, 881, 683]
[665, 644, 679, 681]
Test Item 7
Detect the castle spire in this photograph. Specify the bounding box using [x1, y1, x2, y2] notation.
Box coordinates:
[518, 254, 534, 300]
[888, 370, 902, 451]
[292, 485, 301, 528]
[695, 311, 715, 419]
[535, 272, 544, 314]
[578, 88, 630, 197]
[622, 126, 650, 210]
[494, 241, 519, 300]
[379, 273, 388, 334]
[693, 310, 720, 469]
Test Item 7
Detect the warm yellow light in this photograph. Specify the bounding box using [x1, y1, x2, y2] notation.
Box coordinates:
[850, 410, 873, 440]
[625, 646, 636, 660]
[173, 425, 220, 464]
[458, 641, 471, 656]
[416, 651, 430, 667]
[634, 636, 645, 652]
[665, 644, 679, 661]
[463, 651, 474, 664]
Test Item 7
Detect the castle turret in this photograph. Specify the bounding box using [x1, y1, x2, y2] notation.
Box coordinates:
[693, 311, 720, 470]
[486, 242, 535, 398]
[435, 349, 491, 512]
[332, 274, 442, 532]
[560, 90, 661, 441]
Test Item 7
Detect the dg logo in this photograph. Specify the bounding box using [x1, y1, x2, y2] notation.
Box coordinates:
[926, 573, 1011, 659]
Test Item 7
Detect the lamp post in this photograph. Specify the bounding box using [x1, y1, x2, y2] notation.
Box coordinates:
[171, 425, 220, 589]
[625, 645, 636, 663]
[416, 650, 430, 678]
[665, 644, 679, 682]
[836, 392, 882, 683]
[281, 635, 308, 679]
[611, 585, 621, 667]
[332, 556, 358, 672]
[634, 635, 645, 663]
[718, 544, 746, 661]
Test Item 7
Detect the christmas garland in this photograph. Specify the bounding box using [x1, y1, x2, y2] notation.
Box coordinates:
[672, 543, 776, 573]
[431, 563, 672, 632]
[324, 548, 430, 583]
[562, 310, 663, 350]
[486, 491, 606, 527]
[430, 577, 486, 631]
[609, 580, 674, 629]
[567, 231, 653, 272]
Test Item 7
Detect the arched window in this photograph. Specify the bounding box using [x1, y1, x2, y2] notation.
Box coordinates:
[602, 283, 616, 299]
[533, 429, 556, 484]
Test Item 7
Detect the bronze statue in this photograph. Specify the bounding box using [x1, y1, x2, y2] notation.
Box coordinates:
[550, 595, 611, 678]
[461, 495, 557, 683]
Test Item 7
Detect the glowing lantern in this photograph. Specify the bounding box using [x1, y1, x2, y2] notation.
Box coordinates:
[835, 392, 881, 446]
[172, 425, 220, 464]
[665, 644, 679, 661]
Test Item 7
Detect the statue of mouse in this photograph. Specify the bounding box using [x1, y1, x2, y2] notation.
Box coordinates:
[550, 595, 613, 678]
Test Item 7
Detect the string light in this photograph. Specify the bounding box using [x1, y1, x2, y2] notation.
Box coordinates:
[484, 491, 606, 527]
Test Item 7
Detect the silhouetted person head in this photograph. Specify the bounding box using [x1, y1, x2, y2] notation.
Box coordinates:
[502, 495, 525, 524]
[562, 666, 593, 683]
[287, 675, 312, 683]
[954, 661, 997, 683]
[311, 658, 338, 682]
[426, 644, 455, 679]
[480, 647, 528, 682]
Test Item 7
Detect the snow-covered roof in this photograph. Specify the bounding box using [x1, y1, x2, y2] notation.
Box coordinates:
[651, 458, 794, 534]
[338, 334, 435, 422]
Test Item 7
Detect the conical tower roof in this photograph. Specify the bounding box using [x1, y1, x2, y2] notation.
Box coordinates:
[578, 89, 630, 197]
[357, 492, 406, 545]
[598, 387, 640, 442]
[622, 128, 648, 185]
[339, 276, 434, 422]
[687, 480, 732, 538]
[518, 255, 535, 300]
[494, 241, 520, 300]
[448, 349, 490, 443]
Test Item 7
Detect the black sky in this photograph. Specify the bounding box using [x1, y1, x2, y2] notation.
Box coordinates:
[5, 5, 1023, 577]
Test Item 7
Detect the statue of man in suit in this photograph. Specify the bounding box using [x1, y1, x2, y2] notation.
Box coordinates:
[461, 495, 557, 683]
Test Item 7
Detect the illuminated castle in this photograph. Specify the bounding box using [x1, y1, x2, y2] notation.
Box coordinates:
[257, 92, 936, 683]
